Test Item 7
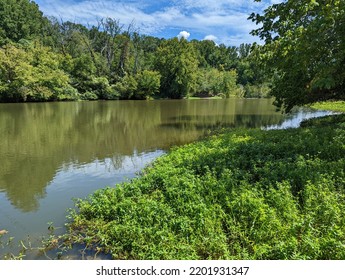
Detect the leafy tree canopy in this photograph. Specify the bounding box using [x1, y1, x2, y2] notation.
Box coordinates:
[250, 0, 345, 111]
[0, 0, 269, 102]
[0, 0, 47, 45]
[155, 38, 199, 99]
[0, 42, 76, 102]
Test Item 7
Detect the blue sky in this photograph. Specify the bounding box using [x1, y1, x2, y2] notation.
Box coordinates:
[34, 0, 282, 46]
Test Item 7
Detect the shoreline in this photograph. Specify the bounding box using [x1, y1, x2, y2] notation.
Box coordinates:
[48, 103, 345, 260]
[1, 101, 345, 259]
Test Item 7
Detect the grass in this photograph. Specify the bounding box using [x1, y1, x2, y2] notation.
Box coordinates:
[310, 101, 345, 112]
[52, 107, 345, 260]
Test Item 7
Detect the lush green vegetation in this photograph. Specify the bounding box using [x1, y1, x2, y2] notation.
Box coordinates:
[0, 0, 268, 102]
[2, 0, 345, 260]
[1, 0, 344, 107]
[53, 112, 345, 260]
[310, 101, 345, 113]
[250, 0, 345, 111]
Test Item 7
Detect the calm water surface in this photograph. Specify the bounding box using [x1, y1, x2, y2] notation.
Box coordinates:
[0, 99, 332, 259]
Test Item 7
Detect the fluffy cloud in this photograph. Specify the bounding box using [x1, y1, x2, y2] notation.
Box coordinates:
[203, 35, 217, 42]
[177, 31, 191, 40]
[34, 0, 282, 46]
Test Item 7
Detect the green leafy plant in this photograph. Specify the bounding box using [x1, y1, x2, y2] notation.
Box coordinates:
[52, 113, 345, 260]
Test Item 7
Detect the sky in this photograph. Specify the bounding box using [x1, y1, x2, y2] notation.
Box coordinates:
[34, 0, 282, 46]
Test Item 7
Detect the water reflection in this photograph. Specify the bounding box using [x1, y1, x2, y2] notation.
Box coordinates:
[0, 99, 286, 213]
[0, 98, 295, 256]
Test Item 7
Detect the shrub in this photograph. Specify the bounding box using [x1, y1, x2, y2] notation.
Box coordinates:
[57, 114, 345, 260]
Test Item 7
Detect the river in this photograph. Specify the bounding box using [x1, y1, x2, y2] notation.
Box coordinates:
[0, 98, 333, 259]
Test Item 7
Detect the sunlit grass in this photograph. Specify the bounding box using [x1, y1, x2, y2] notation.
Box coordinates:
[310, 101, 345, 112]
[52, 114, 345, 260]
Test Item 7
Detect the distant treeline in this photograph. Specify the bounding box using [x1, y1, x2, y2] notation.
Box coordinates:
[0, 0, 270, 102]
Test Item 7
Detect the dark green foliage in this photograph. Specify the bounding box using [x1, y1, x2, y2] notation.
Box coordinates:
[112, 70, 161, 100]
[0, 0, 47, 44]
[60, 114, 345, 260]
[243, 83, 271, 98]
[0, 1, 271, 102]
[155, 38, 199, 99]
[192, 40, 239, 71]
[250, 0, 345, 111]
[134, 70, 161, 99]
[194, 68, 238, 98]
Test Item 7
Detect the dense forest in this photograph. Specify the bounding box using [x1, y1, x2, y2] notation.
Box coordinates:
[0, 0, 269, 103]
[1, 0, 344, 110]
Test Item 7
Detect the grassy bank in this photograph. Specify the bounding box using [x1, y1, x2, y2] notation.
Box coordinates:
[310, 101, 345, 112]
[56, 112, 345, 260]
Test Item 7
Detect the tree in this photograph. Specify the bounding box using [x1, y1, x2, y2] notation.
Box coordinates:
[250, 0, 345, 111]
[0, 42, 76, 102]
[155, 38, 199, 99]
[134, 70, 161, 99]
[195, 68, 238, 97]
[192, 40, 239, 70]
[192, 39, 219, 68]
[0, 0, 47, 45]
[137, 35, 164, 71]
[0, 43, 32, 101]
[238, 43, 251, 59]
[98, 18, 122, 71]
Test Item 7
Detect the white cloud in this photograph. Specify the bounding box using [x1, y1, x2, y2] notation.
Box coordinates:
[34, 0, 282, 46]
[177, 31, 191, 40]
[153, 7, 184, 26]
[203, 35, 217, 41]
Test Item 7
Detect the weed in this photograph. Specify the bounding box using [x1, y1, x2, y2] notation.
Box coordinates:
[53, 113, 345, 260]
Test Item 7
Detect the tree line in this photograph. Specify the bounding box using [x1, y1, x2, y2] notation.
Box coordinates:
[0, 0, 269, 103]
[2, 0, 343, 108]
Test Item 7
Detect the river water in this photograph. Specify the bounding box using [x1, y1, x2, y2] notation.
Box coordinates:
[0, 99, 333, 259]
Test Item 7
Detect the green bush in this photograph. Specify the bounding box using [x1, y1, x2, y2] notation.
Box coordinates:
[113, 74, 138, 99]
[194, 68, 238, 97]
[58, 114, 345, 260]
[134, 70, 161, 100]
[0, 43, 76, 102]
[243, 83, 271, 98]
